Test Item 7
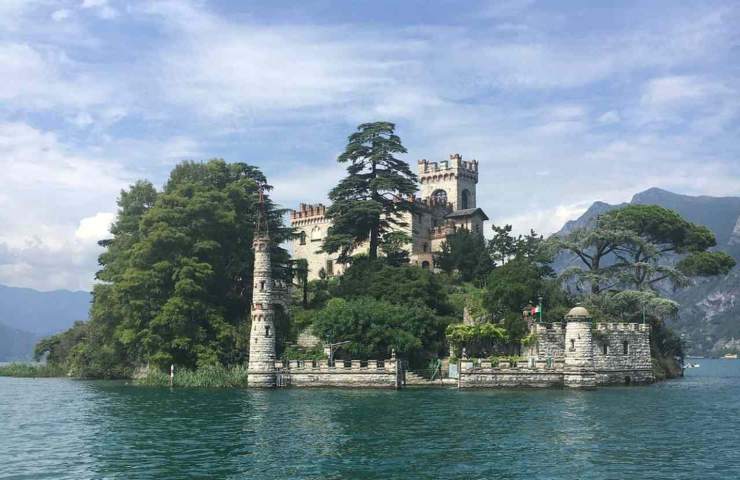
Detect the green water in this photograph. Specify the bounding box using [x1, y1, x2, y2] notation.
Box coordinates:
[1, 360, 739, 479]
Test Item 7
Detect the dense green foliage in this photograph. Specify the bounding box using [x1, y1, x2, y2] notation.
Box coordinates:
[36, 160, 290, 377]
[435, 229, 493, 284]
[322, 122, 417, 260]
[555, 204, 735, 293]
[299, 258, 455, 364]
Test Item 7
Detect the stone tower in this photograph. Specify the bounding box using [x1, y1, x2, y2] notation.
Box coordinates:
[247, 190, 276, 388]
[563, 306, 596, 388]
[418, 153, 478, 210]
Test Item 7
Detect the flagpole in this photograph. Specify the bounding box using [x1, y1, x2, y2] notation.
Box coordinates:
[538, 295, 543, 323]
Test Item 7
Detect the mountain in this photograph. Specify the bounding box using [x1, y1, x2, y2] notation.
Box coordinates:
[0, 285, 91, 361]
[555, 188, 740, 356]
[0, 323, 41, 362]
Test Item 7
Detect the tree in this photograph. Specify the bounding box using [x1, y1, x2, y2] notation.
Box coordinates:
[379, 231, 411, 267]
[322, 122, 417, 260]
[603, 205, 735, 289]
[310, 297, 448, 361]
[435, 229, 494, 284]
[554, 205, 736, 293]
[488, 224, 517, 265]
[292, 259, 309, 308]
[41, 159, 291, 375]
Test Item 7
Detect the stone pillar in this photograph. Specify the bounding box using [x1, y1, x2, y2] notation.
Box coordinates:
[563, 306, 596, 389]
[247, 234, 277, 388]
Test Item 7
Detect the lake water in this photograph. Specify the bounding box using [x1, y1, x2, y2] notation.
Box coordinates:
[1, 360, 739, 479]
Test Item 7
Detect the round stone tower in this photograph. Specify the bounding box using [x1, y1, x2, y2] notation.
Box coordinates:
[563, 306, 596, 389]
[247, 231, 277, 388]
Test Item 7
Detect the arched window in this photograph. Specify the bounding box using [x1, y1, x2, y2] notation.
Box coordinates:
[310, 226, 321, 242]
[569, 339, 575, 351]
[299, 231, 306, 245]
[265, 325, 270, 337]
[623, 341, 629, 355]
[461, 189, 470, 209]
[260, 280, 265, 291]
[431, 189, 447, 205]
[423, 242, 428, 253]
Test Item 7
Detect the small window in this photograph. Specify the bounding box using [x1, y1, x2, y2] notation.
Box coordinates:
[326, 260, 334, 276]
[569, 339, 575, 351]
[265, 325, 270, 337]
[623, 341, 629, 355]
[423, 243, 428, 253]
[461, 189, 470, 209]
[602, 343, 608, 355]
[310, 226, 322, 242]
[299, 232, 306, 245]
[260, 280, 265, 291]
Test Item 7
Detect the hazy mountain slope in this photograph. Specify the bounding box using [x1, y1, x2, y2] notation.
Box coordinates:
[0, 323, 41, 362]
[554, 188, 740, 356]
[0, 284, 91, 334]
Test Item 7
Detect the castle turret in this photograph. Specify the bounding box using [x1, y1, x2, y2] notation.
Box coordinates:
[418, 153, 479, 211]
[563, 306, 596, 388]
[247, 193, 277, 388]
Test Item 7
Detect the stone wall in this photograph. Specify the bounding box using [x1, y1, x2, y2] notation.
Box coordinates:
[278, 359, 401, 388]
[533, 323, 565, 359]
[592, 323, 654, 384]
[458, 359, 565, 388]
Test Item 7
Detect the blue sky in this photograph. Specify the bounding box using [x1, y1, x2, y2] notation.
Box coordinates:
[1, 0, 739, 291]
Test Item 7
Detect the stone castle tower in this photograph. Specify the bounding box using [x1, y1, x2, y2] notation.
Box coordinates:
[563, 306, 596, 388]
[291, 153, 488, 280]
[247, 191, 276, 388]
[418, 153, 478, 210]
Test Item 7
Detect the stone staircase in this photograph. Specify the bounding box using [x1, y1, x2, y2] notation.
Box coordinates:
[404, 370, 456, 386]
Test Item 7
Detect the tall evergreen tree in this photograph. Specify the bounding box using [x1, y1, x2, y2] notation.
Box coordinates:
[322, 122, 417, 260]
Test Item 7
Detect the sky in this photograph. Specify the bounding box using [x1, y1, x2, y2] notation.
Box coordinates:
[1, 0, 739, 292]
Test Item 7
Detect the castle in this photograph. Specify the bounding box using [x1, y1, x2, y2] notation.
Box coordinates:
[290, 153, 488, 279]
[247, 158, 655, 389]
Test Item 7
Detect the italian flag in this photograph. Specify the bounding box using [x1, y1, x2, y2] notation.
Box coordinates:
[531, 305, 541, 316]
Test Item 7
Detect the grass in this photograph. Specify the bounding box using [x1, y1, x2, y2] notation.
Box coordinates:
[0, 363, 64, 378]
[135, 364, 249, 388]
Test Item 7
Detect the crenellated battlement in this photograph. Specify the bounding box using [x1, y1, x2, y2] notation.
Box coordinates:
[534, 322, 565, 335]
[291, 203, 328, 221]
[418, 154, 479, 176]
[595, 323, 650, 332]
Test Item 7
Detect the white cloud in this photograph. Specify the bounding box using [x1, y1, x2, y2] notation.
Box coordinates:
[0, 122, 131, 290]
[0, 42, 113, 110]
[598, 110, 621, 125]
[51, 9, 72, 22]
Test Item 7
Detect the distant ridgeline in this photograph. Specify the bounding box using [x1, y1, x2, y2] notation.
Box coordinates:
[0, 285, 90, 361]
[554, 188, 740, 356]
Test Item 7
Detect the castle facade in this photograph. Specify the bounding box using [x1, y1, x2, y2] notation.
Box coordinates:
[291, 153, 488, 280]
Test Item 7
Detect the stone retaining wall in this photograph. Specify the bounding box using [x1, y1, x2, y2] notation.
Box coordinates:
[277, 359, 401, 388]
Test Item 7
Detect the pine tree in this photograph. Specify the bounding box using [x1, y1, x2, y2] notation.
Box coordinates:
[322, 122, 417, 260]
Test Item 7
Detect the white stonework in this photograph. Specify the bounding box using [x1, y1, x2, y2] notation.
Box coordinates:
[290, 153, 488, 280]
[247, 234, 277, 388]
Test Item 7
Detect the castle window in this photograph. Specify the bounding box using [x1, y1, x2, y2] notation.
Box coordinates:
[602, 343, 608, 355]
[461, 189, 470, 209]
[310, 226, 321, 242]
[569, 339, 575, 351]
[260, 280, 265, 291]
[326, 260, 334, 276]
[299, 231, 306, 245]
[431, 189, 447, 205]
[623, 341, 629, 355]
[265, 325, 270, 337]
[423, 242, 428, 253]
